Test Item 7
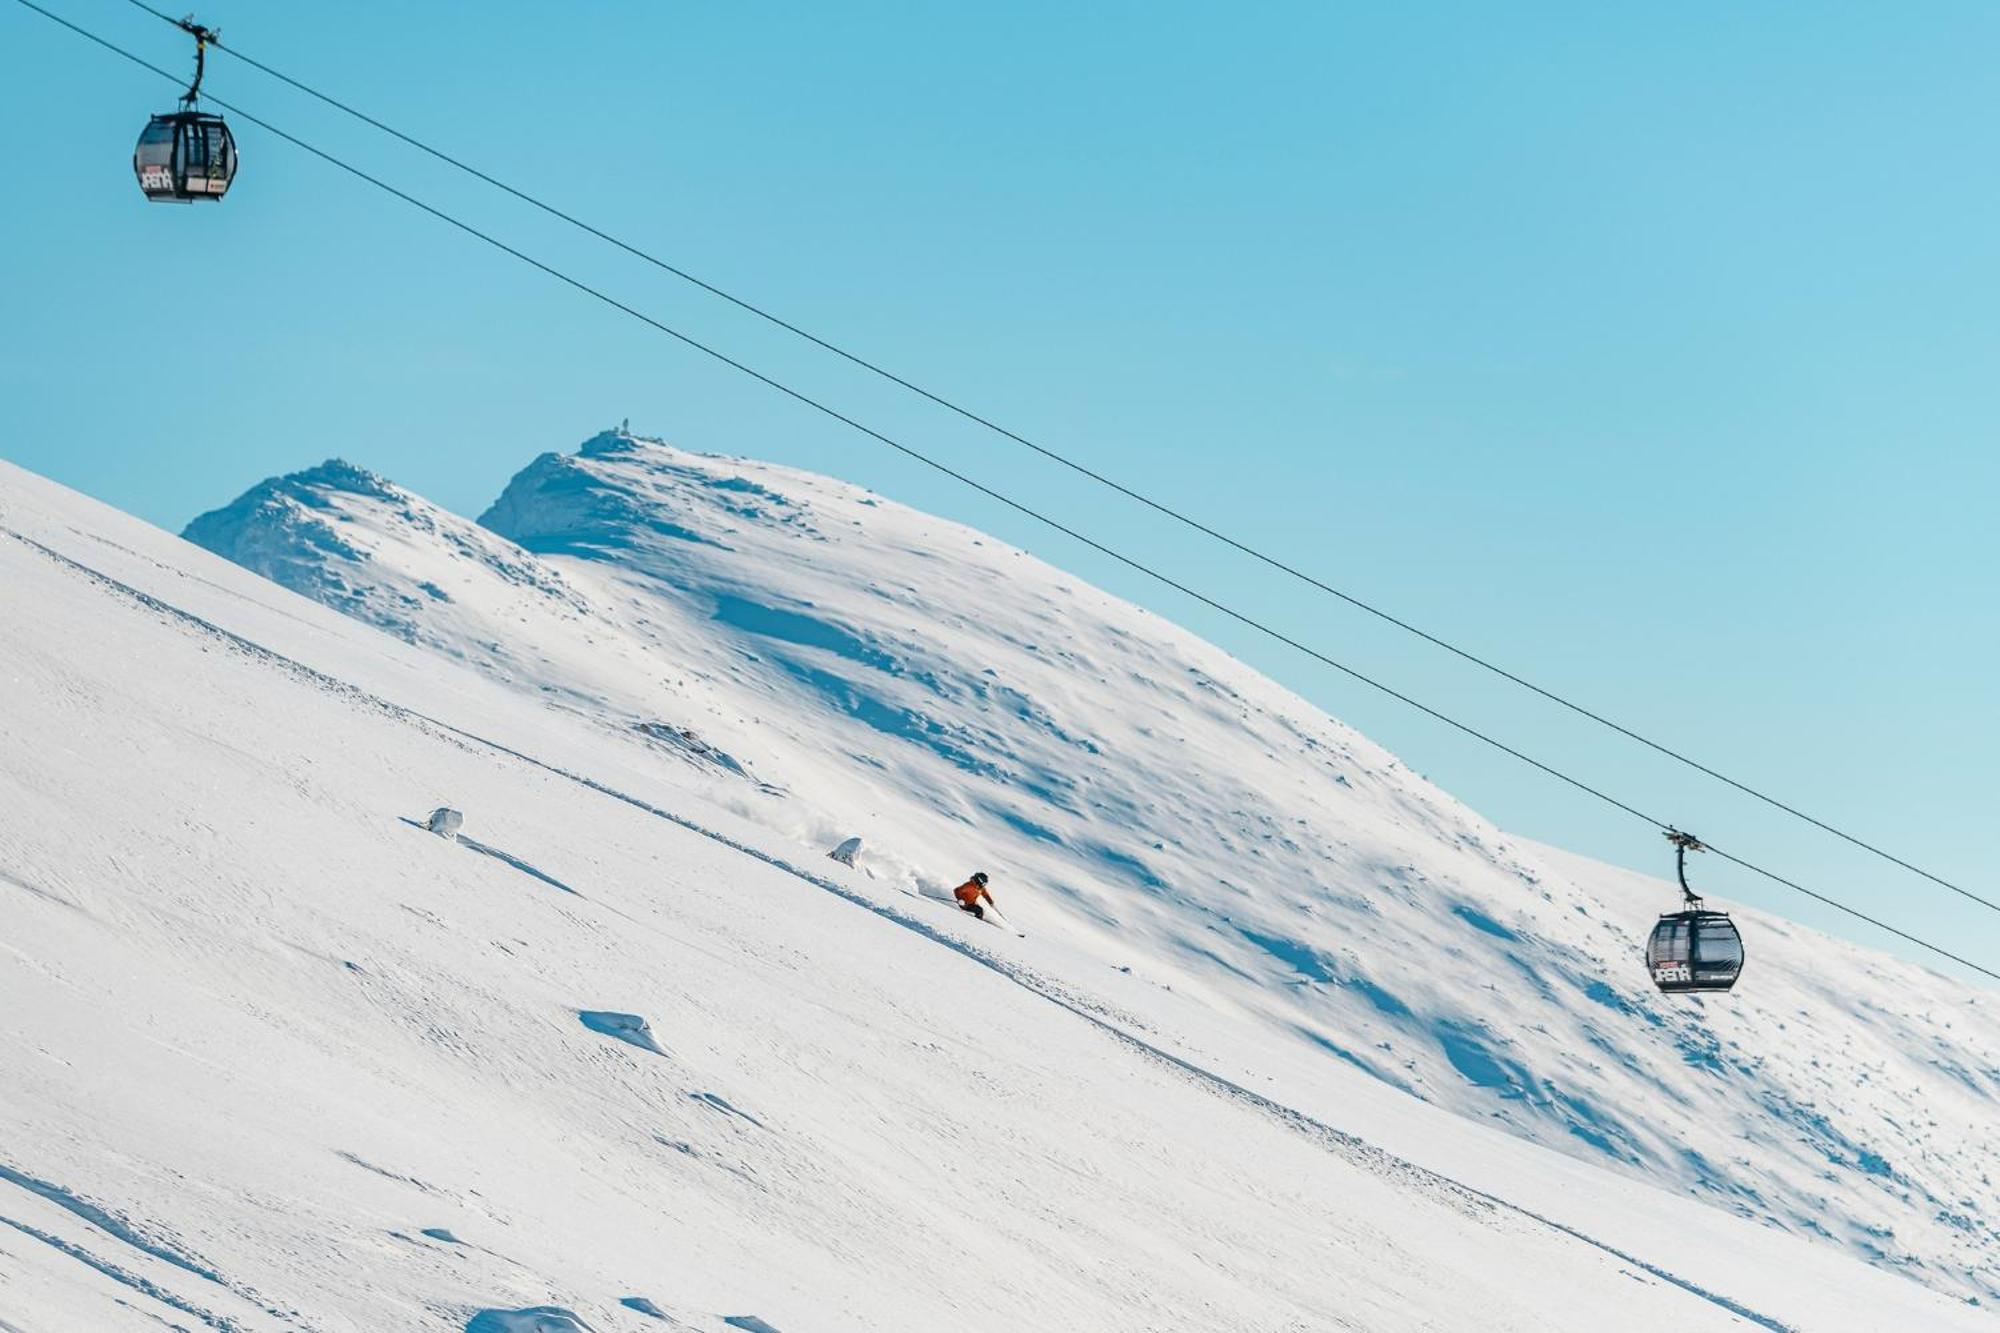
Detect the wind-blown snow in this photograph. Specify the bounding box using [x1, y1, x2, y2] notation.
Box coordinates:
[0, 438, 1990, 1329]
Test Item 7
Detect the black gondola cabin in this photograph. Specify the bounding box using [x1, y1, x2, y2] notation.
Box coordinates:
[134, 112, 237, 202]
[1647, 909, 1744, 993]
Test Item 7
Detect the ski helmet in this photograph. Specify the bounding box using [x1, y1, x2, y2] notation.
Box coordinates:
[972, 871, 989, 886]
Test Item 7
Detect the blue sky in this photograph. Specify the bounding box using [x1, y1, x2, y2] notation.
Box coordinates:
[5, 0, 1996, 982]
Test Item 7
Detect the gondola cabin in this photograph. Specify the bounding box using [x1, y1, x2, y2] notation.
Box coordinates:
[1647, 909, 1744, 993]
[134, 111, 237, 202]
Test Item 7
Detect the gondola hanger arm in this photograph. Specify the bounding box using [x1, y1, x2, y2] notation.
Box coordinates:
[1665, 828, 1707, 906]
[173, 14, 216, 106]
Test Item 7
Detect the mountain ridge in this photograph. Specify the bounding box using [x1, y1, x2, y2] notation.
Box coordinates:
[178, 427, 2000, 1305]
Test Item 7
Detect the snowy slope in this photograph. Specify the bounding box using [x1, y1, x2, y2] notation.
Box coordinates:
[11, 471, 1704, 1332]
[0, 446, 1991, 1330]
[178, 429, 2000, 1310]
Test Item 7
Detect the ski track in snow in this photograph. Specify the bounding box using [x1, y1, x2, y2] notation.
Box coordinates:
[0, 1161, 310, 1330]
[0, 866, 85, 915]
[0, 1161, 227, 1286]
[332, 1151, 449, 1199]
[0, 1214, 245, 1332]
[3, 524, 1801, 1333]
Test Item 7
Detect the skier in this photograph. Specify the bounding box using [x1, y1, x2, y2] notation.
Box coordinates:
[952, 872, 996, 921]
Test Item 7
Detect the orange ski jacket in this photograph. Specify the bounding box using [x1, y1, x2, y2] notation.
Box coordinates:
[953, 879, 990, 907]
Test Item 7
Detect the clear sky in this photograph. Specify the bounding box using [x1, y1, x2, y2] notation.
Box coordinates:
[5, 0, 1996, 983]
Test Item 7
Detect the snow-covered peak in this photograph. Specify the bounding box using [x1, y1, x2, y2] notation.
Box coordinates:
[180, 457, 387, 564]
[181, 429, 2000, 1304]
[576, 424, 651, 457]
[242, 456, 406, 502]
[185, 456, 587, 663]
[482, 433, 834, 555]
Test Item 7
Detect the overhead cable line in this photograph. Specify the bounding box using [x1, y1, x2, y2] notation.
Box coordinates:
[108, 0, 2000, 922]
[15, 0, 1998, 985]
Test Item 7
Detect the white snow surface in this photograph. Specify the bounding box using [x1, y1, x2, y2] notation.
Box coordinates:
[0, 436, 1990, 1330]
